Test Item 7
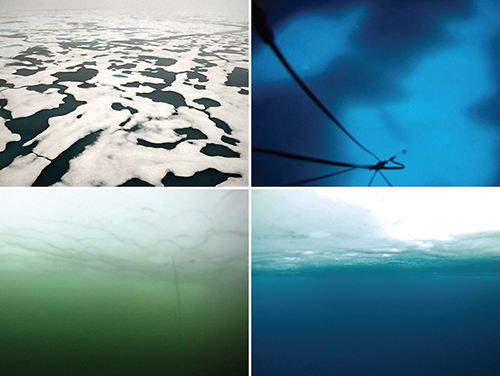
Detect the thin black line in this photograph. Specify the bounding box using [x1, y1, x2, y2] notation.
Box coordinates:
[269, 43, 381, 161]
[253, 146, 404, 170]
[172, 257, 186, 376]
[253, 146, 373, 169]
[284, 167, 356, 186]
[379, 171, 393, 187]
[252, 0, 405, 186]
[253, 0, 381, 162]
[368, 171, 378, 186]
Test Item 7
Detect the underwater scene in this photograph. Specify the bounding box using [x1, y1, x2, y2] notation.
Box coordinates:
[252, 189, 500, 376]
[0, 189, 248, 376]
[252, 0, 500, 186]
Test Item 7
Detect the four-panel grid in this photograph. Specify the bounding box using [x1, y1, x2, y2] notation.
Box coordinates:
[1, 1, 500, 375]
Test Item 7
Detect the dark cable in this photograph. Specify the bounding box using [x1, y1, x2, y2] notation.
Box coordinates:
[253, 146, 405, 170]
[368, 171, 378, 187]
[172, 257, 185, 376]
[285, 167, 356, 186]
[252, 0, 381, 162]
[252, 1, 406, 186]
[378, 171, 393, 187]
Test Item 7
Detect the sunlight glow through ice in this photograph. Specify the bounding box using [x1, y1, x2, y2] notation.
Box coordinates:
[318, 188, 500, 241]
[253, 188, 500, 270]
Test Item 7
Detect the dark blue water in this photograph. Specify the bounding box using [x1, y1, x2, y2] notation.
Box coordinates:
[252, 267, 500, 376]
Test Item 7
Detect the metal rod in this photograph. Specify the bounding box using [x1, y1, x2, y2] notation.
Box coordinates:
[172, 256, 185, 376]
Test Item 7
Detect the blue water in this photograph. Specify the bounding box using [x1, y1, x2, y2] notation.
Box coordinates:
[252, 0, 500, 186]
[252, 267, 500, 376]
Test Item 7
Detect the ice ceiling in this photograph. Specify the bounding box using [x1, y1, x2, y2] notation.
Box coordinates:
[252, 0, 500, 186]
[0, 11, 248, 186]
[252, 188, 500, 270]
[0, 189, 248, 286]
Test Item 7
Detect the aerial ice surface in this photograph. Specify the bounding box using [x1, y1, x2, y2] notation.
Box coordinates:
[0, 10, 248, 186]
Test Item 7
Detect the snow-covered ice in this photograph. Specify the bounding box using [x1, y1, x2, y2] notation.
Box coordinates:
[0, 10, 248, 186]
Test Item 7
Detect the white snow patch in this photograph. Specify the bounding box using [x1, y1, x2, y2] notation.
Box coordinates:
[0, 118, 21, 152]
[4, 88, 64, 119]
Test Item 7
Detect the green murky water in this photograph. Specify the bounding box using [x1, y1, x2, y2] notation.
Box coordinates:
[0, 270, 248, 376]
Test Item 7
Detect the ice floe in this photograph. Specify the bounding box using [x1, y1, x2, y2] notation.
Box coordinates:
[0, 10, 248, 186]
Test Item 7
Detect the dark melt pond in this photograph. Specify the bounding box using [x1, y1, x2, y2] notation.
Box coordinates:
[225, 67, 248, 87]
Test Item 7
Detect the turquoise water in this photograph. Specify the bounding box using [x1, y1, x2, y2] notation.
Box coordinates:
[252, 0, 500, 186]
